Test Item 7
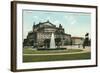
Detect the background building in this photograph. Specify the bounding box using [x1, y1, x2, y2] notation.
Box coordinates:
[23, 20, 71, 48]
[71, 37, 84, 45]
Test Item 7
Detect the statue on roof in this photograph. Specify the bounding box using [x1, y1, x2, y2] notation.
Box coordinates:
[47, 20, 50, 23]
[33, 22, 35, 28]
[59, 24, 62, 28]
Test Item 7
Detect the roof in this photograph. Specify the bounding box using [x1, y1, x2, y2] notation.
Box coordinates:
[64, 33, 71, 36]
[71, 37, 84, 39]
[35, 20, 56, 27]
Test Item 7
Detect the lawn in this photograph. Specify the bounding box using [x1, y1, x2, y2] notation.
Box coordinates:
[23, 48, 91, 62]
[23, 48, 83, 54]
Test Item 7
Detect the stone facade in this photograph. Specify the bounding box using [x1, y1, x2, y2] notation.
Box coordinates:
[71, 37, 84, 45]
[23, 20, 71, 48]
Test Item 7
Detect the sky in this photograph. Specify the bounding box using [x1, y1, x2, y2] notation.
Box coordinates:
[23, 10, 91, 39]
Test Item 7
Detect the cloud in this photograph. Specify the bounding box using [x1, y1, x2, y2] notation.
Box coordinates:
[45, 17, 51, 20]
[67, 16, 77, 25]
[33, 16, 38, 19]
[70, 20, 76, 25]
[53, 20, 60, 24]
[69, 16, 75, 21]
[64, 16, 69, 19]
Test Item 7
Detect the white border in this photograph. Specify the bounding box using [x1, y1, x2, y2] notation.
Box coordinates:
[17, 3, 96, 69]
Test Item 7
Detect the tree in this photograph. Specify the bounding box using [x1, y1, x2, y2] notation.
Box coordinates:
[83, 33, 90, 48]
[23, 39, 28, 46]
[55, 38, 61, 48]
[64, 39, 70, 45]
[44, 39, 50, 48]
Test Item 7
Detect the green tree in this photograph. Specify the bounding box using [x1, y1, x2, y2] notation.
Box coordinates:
[44, 39, 50, 48]
[55, 38, 61, 48]
[83, 33, 90, 48]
